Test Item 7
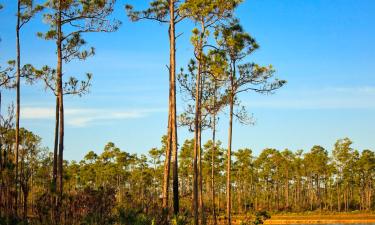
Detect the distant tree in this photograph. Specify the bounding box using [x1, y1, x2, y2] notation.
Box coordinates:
[333, 138, 357, 211]
[179, 139, 194, 199]
[148, 147, 163, 206]
[357, 149, 375, 210]
[304, 146, 330, 210]
[203, 139, 225, 217]
[233, 148, 254, 213]
[255, 148, 278, 210]
[18, 128, 43, 221]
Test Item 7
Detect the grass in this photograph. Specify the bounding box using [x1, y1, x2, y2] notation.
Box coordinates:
[215, 212, 375, 224]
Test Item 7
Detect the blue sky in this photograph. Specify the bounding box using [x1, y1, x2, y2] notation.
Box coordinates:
[1, 0, 374, 160]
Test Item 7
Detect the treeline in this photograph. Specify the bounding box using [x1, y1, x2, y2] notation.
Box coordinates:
[68, 138, 375, 215]
[1, 123, 374, 224]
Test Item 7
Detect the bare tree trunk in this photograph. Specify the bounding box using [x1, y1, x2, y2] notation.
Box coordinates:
[211, 111, 217, 225]
[15, 0, 21, 218]
[52, 96, 59, 221]
[56, 2, 64, 219]
[0, 92, 2, 171]
[286, 171, 289, 209]
[226, 96, 233, 225]
[193, 20, 206, 225]
[337, 182, 341, 211]
[198, 63, 205, 224]
[22, 179, 28, 222]
[198, 120, 205, 224]
[169, 0, 179, 215]
[162, 99, 172, 210]
[193, 46, 201, 225]
[226, 63, 235, 225]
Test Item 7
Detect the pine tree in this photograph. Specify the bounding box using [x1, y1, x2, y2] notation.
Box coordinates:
[37, 0, 119, 221]
[179, 1, 240, 223]
[125, 0, 186, 215]
[215, 20, 286, 224]
[14, 1, 42, 219]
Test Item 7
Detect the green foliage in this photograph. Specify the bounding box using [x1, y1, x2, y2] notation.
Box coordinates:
[239, 211, 270, 225]
[253, 211, 271, 225]
[2, 126, 375, 223]
[171, 212, 192, 225]
[214, 20, 286, 97]
[125, 0, 169, 23]
[117, 208, 152, 225]
[35, 0, 120, 97]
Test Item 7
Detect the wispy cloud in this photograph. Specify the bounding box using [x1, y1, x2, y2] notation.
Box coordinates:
[22, 107, 166, 127]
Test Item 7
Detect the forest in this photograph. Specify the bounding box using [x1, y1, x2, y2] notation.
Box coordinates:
[0, 0, 374, 225]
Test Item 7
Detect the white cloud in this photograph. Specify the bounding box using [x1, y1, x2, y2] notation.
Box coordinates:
[22, 106, 166, 127]
[22, 107, 55, 119]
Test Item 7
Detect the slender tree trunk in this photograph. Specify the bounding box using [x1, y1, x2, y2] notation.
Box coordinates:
[211, 110, 217, 225]
[162, 99, 172, 210]
[52, 95, 59, 222]
[15, 0, 21, 218]
[0, 89, 1, 154]
[337, 182, 341, 211]
[198, 119, 205, 224]
[226, 63, 235, 225]
[56, 2, 64, 217]
[218, 189, 220, 215]
[193, 21, 206, 225]
[367, 182, 372, 210]
[198, 64, 205, 224]
[169, 0, 179, 215]
[153, 159, 157, 206]
[226, 96, 233, 225]
[237, 175, 241, 213]
[193, 45, 202, 225]
[285, 171, 289, 209]
[23, 183, 28, 222]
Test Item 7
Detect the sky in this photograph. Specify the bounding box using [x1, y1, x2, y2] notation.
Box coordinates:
[0, 0, 374, 160]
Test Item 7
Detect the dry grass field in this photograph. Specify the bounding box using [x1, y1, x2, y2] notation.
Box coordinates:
[215, 213, 375, 224]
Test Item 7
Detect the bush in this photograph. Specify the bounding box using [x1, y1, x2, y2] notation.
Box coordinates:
[117, 208, 152, 225]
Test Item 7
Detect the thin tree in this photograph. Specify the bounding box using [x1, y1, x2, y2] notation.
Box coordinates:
[38, 0, 119, 220]
[179, 1, 239, 223]
[178, 50, 228, 224]
[125, 0, 186, 215]
[14, 1, 42, 218]
[204, 51, 228, 225]
[177, 57, 213, 224]
[215, 21, 286, 224]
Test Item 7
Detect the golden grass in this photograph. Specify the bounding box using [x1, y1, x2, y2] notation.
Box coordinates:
[216, 213, 375, 224]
